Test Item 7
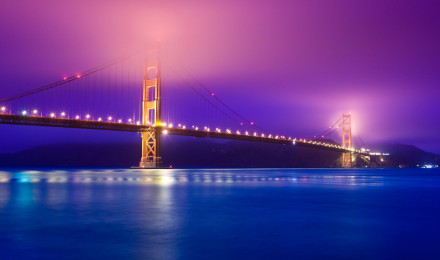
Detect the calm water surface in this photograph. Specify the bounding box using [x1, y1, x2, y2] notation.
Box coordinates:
[0, 168, 439, 259]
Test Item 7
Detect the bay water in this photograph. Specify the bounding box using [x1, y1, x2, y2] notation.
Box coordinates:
[1, 168, 439, 259]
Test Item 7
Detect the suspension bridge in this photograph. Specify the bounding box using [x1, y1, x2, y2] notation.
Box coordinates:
[0, 47, 374, 168]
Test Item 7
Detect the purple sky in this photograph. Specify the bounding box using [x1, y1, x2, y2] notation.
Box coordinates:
[1, 0, 440, 153]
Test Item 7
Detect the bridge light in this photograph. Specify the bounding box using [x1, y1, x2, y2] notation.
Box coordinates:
[128, 119, 132, 123]
[22, 110, 27, 115]
[108, 116, 112, 121]
[50, 113, 55, 118]
[32, 109, 38, 115]
[76, 74, 81, 78]
[236, 131, 240, 135]
[195, 127, 198, 130]
[168, 123, 173, 128]
[240, 123, 243, 126]
[136, 121, 140, 125]
[118, 119, 122, 123]
[254, 132, 257, 136]
[182, 125, 186, 129]
[211, 93, 215, 96]
[1, 106, 5, 112]
[98, 117, 102, 121]
[245, 131, 249, 135]
[250, 122, 254, 125]
[86, 114, 90, 119]
[162, 129, 168, 135]
[63, 76, 67, 80]
[178, 124, 181, 127]
[75, 115, 80, 119]
[60, 112, 65, 117]
[261, 134, 265, 137]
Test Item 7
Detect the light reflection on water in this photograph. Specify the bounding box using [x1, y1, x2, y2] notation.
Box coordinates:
[0, 168, 387, 187]
[0, 168, 439, 259]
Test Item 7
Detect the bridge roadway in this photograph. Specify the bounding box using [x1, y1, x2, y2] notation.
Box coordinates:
[0, 114, 367, 155]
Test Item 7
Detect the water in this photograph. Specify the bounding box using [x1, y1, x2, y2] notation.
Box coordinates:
[1, 168, 440, 259]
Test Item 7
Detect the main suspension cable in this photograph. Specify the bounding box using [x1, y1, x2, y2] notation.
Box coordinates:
[0, 53, 136, 104]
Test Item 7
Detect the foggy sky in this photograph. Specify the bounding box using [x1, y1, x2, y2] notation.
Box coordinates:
[1, 0, 439, 153]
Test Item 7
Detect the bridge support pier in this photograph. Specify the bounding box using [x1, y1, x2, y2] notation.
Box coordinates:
[139, 128, 163, 168]
[342, 152, 353, 168]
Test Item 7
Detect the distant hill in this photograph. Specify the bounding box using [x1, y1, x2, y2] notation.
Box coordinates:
[0, 137, 438, 168]
[371, 143, 440, 168]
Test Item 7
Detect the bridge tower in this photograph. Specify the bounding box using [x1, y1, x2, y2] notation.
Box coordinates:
[342, 113, 352, 168]
[139, 47, 163, 168]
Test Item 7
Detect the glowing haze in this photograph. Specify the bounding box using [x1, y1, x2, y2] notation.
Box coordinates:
[1, 0, 439, 152]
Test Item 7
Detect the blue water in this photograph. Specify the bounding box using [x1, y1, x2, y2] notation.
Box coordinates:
[1, 168, 440, 259]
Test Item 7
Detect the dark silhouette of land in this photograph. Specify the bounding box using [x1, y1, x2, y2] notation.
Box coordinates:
[0, 137, 438, 168]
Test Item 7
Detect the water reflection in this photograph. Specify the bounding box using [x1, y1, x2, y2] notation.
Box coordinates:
[0, 168, 387, 213]
[0, 168, 388, 187]
[0, 168, 439, 259]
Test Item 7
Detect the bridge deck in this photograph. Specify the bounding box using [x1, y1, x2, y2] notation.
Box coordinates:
[0, 114, 366, 155]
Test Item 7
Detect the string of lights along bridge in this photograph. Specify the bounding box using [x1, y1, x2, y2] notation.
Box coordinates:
[0, 46, 380, 168]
